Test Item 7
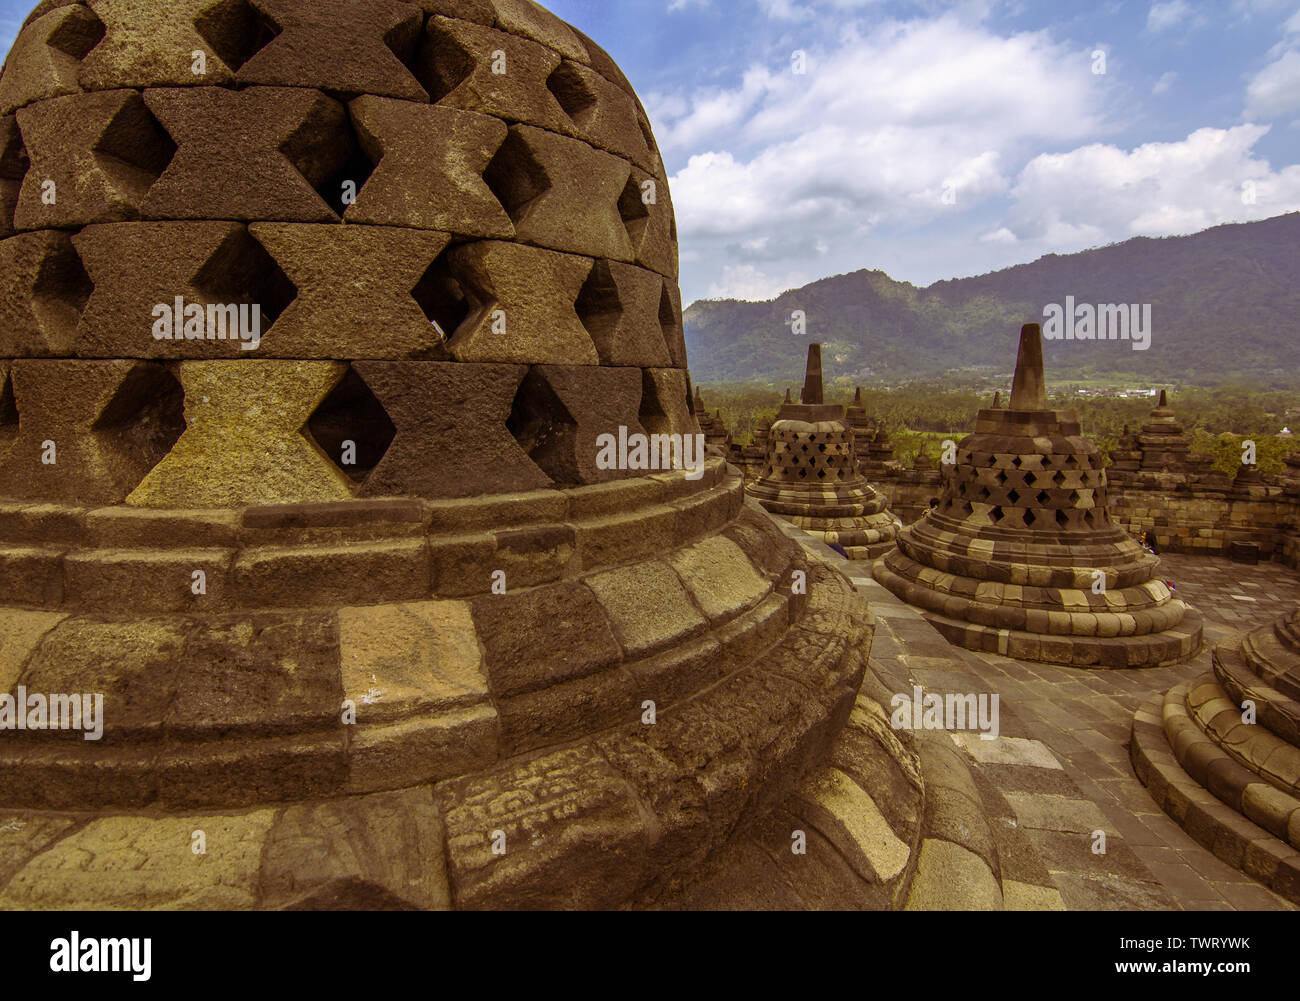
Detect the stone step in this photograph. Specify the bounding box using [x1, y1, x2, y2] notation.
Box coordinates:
[1183, 674, 1300, 799]
[1131, 688, 1300, 904]
[1213, 640, 1300, 747]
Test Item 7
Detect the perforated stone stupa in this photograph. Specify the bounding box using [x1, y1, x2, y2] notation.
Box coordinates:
[0, 0, 880, 910]
[749, 344, 900, 560]
[873, 324, 1203, 667]
[1132, 607, 1300, 902]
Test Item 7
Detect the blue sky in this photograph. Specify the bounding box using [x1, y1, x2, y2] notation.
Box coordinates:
[3, 0, 1298, 305]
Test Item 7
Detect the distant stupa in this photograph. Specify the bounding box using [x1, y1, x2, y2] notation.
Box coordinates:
[749, 343, 901, 559]
[873, 324, 1203, 667]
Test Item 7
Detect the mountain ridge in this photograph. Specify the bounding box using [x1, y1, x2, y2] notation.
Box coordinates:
[683, 213, 1300, 387]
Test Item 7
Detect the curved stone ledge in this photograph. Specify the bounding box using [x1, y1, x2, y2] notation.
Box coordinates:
[0, 460, 744, 612]
[1132, 689, 1300, 904]
[874, 554, 1195, 641]
[898, 516, 1157, 590]
[0, 498, 811, 810]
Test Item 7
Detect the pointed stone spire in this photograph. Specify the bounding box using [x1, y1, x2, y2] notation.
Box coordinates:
[1158, 389, 1168, 408]
[993, 390, 1002, 409]
[801, 343, 823, 405]
[1009, 323, 1046, 411]
[854, 387, 863, 406]
[784, 388, 792, 404]
[694, 385, 704, 414]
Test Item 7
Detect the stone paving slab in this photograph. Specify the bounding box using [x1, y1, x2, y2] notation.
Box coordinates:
[777, 515, 1300, 909]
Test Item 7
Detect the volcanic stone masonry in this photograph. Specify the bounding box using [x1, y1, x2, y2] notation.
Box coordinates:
[873, 323, 1204, 668]
[0, 0, 983, 912]
[748, 343, 901, 560]
[1131, 606, 1300, 903]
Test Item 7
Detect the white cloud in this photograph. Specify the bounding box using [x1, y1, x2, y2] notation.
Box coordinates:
[1146, 0, 1194, 33]
[1152, 70, 1178, 94]
[705, 264, 811, 301]
[1246, 48, 1300, 117]
[662, 13, 1103, 249]
[1003, 125, 1300, 247]
[758, 0, 810, 17]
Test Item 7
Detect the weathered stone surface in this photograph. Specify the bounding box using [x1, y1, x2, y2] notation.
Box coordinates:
[234, 539, 429, 607]
[0, 360, 180, 504]
[73, 221, 281, 358]
[904, 838, 1003, 910]
[347, 97, 512, 237]
[627, 165, 677, 278]
[420, 16, 568, 132]
[658, 280, 687, 367]
[249, 224, 452, 358]
[18, 615, 193, 740]
[260, 788, 449, 910]
[0, 608, 65, 692]
[14, 89, 168, 229]
[0, 811, 277, 909]
[509, 365, 646, 485]
[339, 600, 488, 722]
[579, 260, 672, 367]
[127, 361, 355, 507]
[0, 5, 103, 114]
[585, 560, 706, 658]
[63, 547, 232, 612]
[668, 535, 769, 623]
[499, 125, 634, 261]
[141, 86, 349, 221]
[640, 368, 695, 440]
[165, 612, 342, 737]
[0, 116, 23, 238]
[436, 744, 649, 909]
[445, 241, 597, 364]
[0, 813, 79, 891]
[352, 361, 553, 498]
[546, 58, 651, 167]
[238, 0, 427, 101]
[489, 0, 588, 62]
[791, 766, 911, 883]
[0, 545, 63, 606]
[346, 705, 499, 793]
[79, 0, 241, 88]
[0, 231, 87, 357]
[470, 579, 621, 697]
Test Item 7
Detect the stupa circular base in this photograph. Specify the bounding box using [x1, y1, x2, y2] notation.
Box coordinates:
[1131, 611, 1300, 902]
[0, 465, 883, 909]
[873, 554, 1203, 668]
[779, 511, 900, 561]
[911, 605, 1202, 668]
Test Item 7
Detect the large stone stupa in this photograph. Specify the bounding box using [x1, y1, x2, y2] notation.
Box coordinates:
[748, 344, 901, 560]
[0, 0, 876, 910]
[873, 324, 1203, 668]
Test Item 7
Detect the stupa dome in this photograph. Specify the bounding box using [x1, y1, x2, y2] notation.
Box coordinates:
[0, 0, 885, 911]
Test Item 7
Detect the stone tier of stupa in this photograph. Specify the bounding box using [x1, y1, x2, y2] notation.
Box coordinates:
[1132, 607, 1300, 903]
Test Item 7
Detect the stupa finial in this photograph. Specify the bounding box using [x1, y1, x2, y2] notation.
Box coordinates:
[1009, 323, 1046, 411]
[801, 343, 824, 405]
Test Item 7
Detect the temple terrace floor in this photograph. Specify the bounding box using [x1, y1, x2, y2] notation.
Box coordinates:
[772, 516, 1300, 910]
